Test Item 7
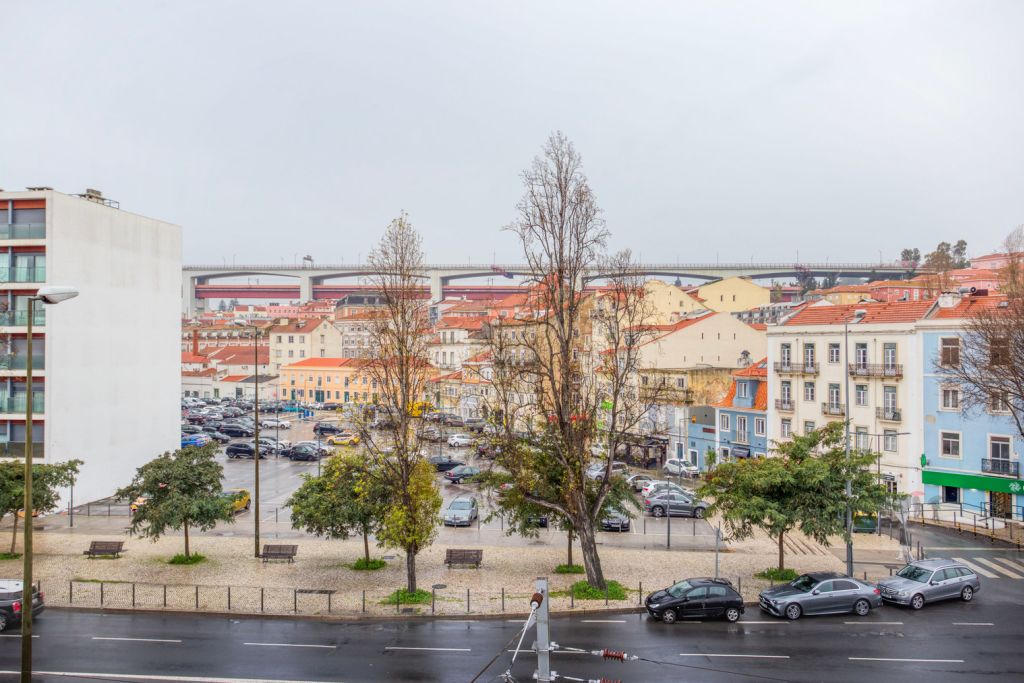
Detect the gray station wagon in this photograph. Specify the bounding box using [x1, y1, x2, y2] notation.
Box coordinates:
[759, 571, 882, 620]
[876, 558, 980, 610]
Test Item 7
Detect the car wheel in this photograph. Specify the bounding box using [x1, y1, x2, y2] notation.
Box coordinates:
[661, 608, 678, 624]
[910, 594, 925, 610]
[784, 603, 802, 620]
[244, 501, 251, 511]
[961, 585, 974, 602]
[725, 607, 741, 623]
[694, 507, 705, 519]
[853, 599, 871, 616]
[0, 614, 6, 632]
[652, 506, 665, 518]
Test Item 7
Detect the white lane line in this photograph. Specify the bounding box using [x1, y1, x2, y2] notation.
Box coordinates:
[385, 646, 471, 652]
[0, 671, 340, 683]
[0, 634, 39, 638]
[985, 557, 1024, 577]
[952, 557, 999, 578]
[849, 657, 964, 663]
[243, 642, 336, 649]
[843, 621, 903, 625]
[580, 619, 627, 623]
[953, 622, 994, 626]
[680, 653, 790, 659]
[93, 637, 182, 644]
[739, 620, 787, 624]
[972, 556, 1024, 579]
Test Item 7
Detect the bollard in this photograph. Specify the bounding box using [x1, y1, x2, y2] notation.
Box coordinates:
[69, 580, 73, 605]
[195, 585, 199, 609]
[327, 592, 332, 613]
[294, 589, 297, 614]
[163, 584, 167, 608]
[692, 517, 696, 536]
[502, 587, 505, 612]
[100, 582, 105, 606]
[228, 586, 232, 611]
[276, 508, 279, 524]
[467, 588, 470, 614]
[605, 587, 609, 607]
[132, 583, 136, 608]
[397, 589, 400, 614]
[261, 588, 265, 613]
[889, 566, 893, 576]
[107, 502, 111, 516]
[362, 590, 366, 613]
[643, 517, 646, 535]
[571, 589, 574, 609]
[863, 571, 867, 581]
[638, 581, 642, 605]
[738, 576, 742, 595]
[432, 588, 436, 614]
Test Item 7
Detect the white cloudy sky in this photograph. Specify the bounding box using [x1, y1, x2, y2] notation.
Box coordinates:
[2, 1, 1021, 266]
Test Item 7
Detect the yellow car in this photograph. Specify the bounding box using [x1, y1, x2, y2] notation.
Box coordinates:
[221, 488, 251, 513]
[328, 432, 361, 446]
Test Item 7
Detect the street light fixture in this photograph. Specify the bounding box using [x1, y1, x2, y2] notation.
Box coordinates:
[232, 321, 264, 559]
[23, 285, 78, 682]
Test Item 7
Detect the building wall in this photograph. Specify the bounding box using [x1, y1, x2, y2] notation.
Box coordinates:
[694, 277, 770, 313]
[642, 280, 705, 322]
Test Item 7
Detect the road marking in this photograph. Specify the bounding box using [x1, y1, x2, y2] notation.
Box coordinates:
[739, 620, 787, 624]
[843, 621, 903, 625]
[580, 619, 626, 623]
[93, 637, 182, 643]
[385, 646, 471, 652]
[243, 642, 336, 649]
[953, 622, 994, 626]
[849, 657, 964, 663]
[0, 634, 38, 638]
[952, 557, 999, 578]
[679, 653, 790, 659]
[0, 672, 341, 683]
[982, 557, 1024, 578]
[971, 557, 1024, 579]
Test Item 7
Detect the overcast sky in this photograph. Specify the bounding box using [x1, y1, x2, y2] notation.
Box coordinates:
[3, 1, 1022, 267]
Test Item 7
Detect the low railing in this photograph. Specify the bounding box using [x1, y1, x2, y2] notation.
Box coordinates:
[876, 407, 902, 422]
[0, 354, 45, 371]
[848, 363, 903, 378]
[775, 399, 794, 411]
[822, 402, 846, 416]
[0, 394, 45, 413]
[0, 442, 45, 458]
[981, 458, 1020, 476]
[0, 223, 46, 240]
[0, 266, 45, 283]
[0, 310, 45, 326]
[773, 362, 818, 375]
[733, 432, 750, 445]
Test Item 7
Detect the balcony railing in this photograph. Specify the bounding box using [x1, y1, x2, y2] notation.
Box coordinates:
[876, 407, 902, 422]
[734, 432, 750, 445]
[0, 442, 45, 459]
[822, 402, 846, 416]
[0, 310, 45, 327]
[0, 266, 46, 283]
[848, 363, 904, 378]
[0, 354, 45, 371]
[774, 362, 819, 375]
[0, 394, 45, 414]
[640, 386, 692, 404]
[775, 398, 794, 411]
[981, 459, 1019, 477]
[0, 224, 46, 240]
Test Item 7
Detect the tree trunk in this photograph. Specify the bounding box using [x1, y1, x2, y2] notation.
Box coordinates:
[576, 519, 606, 590]
[9, 512, 18, 555]
[406, 548, 417, 593]
[777, 531, 785, 571]
[362, 528, 371, 564]
[566, 528, 573, 567]
[184, 522, 190, 559]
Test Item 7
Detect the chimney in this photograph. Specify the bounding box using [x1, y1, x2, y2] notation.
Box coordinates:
[192, 329, 199, 356]
[937, 292, 960, 309]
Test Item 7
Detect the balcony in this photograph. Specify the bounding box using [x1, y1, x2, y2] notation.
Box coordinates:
[734, 432, 750, 445]
[774, 362, 819, 375]
[0, 224, 46, 240]
[0, 266, 46, 283]
[0, 394, 45, 414]
[848, 363, 903, 379]
[981, 459, 1020, 477]
[0, 354, 45, 371]
[822, 402, 846, 416]
[876, 407, 902, 422]
[775, 398, 795, 411]
[0, 442, 45, 459]
[0, 310, 45, 327]
[640, 385, 692, 404]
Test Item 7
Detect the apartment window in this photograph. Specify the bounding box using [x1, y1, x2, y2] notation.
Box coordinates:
[781, 381, 792, 402]
[275, 350, 282, 358]
[299, 350, 306, 358]
[738, 382, 749, 399]
[940, 337, 961, 367]
[942, 486, 960, 504]
[990, 337, 1009, 366]
[754, 417, 766, 436]
[736, 415, 748, 435]
[299, 336, 306, 344]
[883, 385, 897, 411]
[941, 387, 960, 410]
[940, 431, 961, 459]
[883, 429, 897, 452]
[676, 377, 686, 389]
[780, 419, 792, 438]
[641, 376, 649, 386]
[855, 384, 868, 406]
[804, 420, 816, 435]
[288, 335, 294, 343]
[319, 349, 325, 357]
[828, 343, 840, 364]
[803, 344, 815, 369]
[780, 343, 792, 366]
[720, 414, 731, 431]
[803, 382, 815, 402]
[828, 383, 841, 407]
[990, 435, 1011, 461]
[276, 336, 282, 343]
[288, 350, 294, 358]
[990, 390, 1010, 413]
[855, 343, 868, 369]
[855, 426, 869, 450]
[320, 335, 325, 343]
[883, 343, 897, 369]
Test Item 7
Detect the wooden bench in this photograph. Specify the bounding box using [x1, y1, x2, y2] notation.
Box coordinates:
[261, 544, 298, 563]
[83, 541, 125, 558]
[445, 548, 483, 568]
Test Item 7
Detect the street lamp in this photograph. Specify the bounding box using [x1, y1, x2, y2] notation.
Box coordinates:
[843, 310, 866, 577]
[232, 321, 263, 558]
[23, 285, 78, 682]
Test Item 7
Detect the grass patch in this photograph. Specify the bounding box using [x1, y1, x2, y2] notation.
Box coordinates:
[348, 557, 386, 571]
[554, 580, 628, 601]
[380, 588, 432, 605]
[554, 564, 585, 574]
[756, 567, 799, 582]
[168, 553, 207, 566]
[0, 552, 22, 561]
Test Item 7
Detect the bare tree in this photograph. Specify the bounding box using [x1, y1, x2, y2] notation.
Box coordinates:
[360, 213, 441, 594]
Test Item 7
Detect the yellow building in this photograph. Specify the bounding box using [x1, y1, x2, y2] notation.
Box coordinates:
[809, 284, 874, 305]
[278, 358, 375, 404]
[642, 279, 707, 323]
[692, 276, 770, 313]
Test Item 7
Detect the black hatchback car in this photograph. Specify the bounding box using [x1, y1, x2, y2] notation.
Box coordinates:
[645, 577, 744, 624]
[226, 443, 264, 459]
[0, 581, 44, 632]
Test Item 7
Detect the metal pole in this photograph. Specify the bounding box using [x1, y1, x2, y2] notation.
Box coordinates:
[69, 483, 74, 528]
[253, 329, 261, 559]
[21, 297, 36, 682]
[715, 524, 721, 578]
[844, 320, 854, 577]
[535, 577, 552, 682]
[317, 432, 321, 477]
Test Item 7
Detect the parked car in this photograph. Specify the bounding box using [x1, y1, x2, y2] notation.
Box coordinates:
[600, 506, 631, 532]
[627, 473, 655, 492]
[585, 461, 630, 480]
[444, 465, 482, 484]
[476, 442, 501, 459]
[181, 433, 211, 448]
[646, 577, 744, 624]
[876, 559, 980, 610]
[643, 491, 707, 518]
[220, 424, 254, 438]
[181, 424, 203, 435]
[442, 496, 479, 526]
[226, 443, 264, 459]
[369, 417, 396, 429]
[429, 455, 465, 472]
[419, 427, 444, 441]
[248, 438, 287, 454]
[423, 411, 444, 422]
[287, 444, 320, 461]
[448, 433, 474, 448]
[442, 414, 464, 426]
[327, 432, 361, 446]
[206, 431, 231, 444]
[221, 488, 251, 513]
[642, 480, 688, 498]
[0, 580, 44, 632]
[293, 440, 331, 457]
[758, 572, 882, 620]
[664, 458, 699, 478]
[260, 418, 291, 430]
[464, 418, 486, 433]
[313, 421, 343, 435]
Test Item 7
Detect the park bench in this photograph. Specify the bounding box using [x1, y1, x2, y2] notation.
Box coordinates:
[445, 548, 483, 568]
[261, 544, 298, 563]
[83, 540, 125, 559]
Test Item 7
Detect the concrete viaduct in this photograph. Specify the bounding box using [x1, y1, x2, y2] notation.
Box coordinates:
[182, 262, 919, 316]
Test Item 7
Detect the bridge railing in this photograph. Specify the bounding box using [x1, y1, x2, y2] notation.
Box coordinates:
[185, 262, 921, 272]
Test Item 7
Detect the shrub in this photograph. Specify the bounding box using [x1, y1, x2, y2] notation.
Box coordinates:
[756, 567, 799, 582]
[168, 553, 206, 566]
[349, 557, 386, 571]
[0, 552, 22, 561]
[554, 564, 584, 574]
[567, 580, 627, 601]
[380, 588, 432, 605]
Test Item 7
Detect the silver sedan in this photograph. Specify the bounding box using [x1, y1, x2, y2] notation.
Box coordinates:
[759, 572, 883, 620]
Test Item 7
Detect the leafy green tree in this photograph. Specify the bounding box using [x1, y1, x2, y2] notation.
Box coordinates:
[0, 459, 81, 554]
[900, 247, 921, 267]
[373, 458, 441, 579]
[287, 452, 386, 564]
[116, 445, 233, 559]
[698, 423, 893, 570]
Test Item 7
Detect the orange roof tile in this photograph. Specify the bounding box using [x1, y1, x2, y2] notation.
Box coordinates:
[182, 368, 217, 377]
[733, 358, 768, 377]
[220, 374, 248, 382]
[713, 382, 736, 408]
[181, 352, 208, 364]
[929, 294, 1009, 319]
[752, 382, 767, 411]
[269, 319, 326, 334]
[436, 316, 487, 330]
[746, 323, 768, 332]
[783, 301, 934, 326]
[282, 358, 353, 369]
[206, 345, 270, 365]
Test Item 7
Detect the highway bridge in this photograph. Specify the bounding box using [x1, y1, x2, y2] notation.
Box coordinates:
[182, 261, 919, 315]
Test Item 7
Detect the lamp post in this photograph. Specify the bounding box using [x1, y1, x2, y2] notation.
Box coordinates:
[843, 317, 853, 577]
[233, 322, 262, 558]
[22, 285, 78, 683]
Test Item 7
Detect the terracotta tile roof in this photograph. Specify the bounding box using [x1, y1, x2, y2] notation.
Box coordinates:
[182, 368, 217, 377]
[282, 358, 354, 369]
[714, 374, 767, 411]
[746, 323, 768, 331]
[870, 279, 930, 288]
[181, 352, 208, 364]
[464, 350, 493, 363]
[269, 319, 325, 334]
[219, 374, 248, 382]
[783, 301, 935, 326]
[752, 382, 767, 411]
[929, 294, 1009, 319]
[206, 345, 270, 365]
[713, 382, 736, 408]
[733, 358, 768, 377]
[431, 370, 463, 382]
[436, 316, 487, 330]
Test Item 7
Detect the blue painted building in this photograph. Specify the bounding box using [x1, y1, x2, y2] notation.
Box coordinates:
[714, 358, 769, 460]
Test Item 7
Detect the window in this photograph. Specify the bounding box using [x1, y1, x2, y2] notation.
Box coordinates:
[320, 335, 325, 343]
[738, 382, 749, 398]
[883, 343, 897, 369]
[990, 337, 1009, 366]
[781, 419, 792, 438]
[754, 418, 766, 436]
[990, 435, 1011, 461]
[719, 414, 731, 431]
[708, 586, 728, 598]
[828, 383, 841, 407]
[319, 349, 325, 357]
[828, 343, 840, 364]
[299, 350, 306, 358]
[855, 426, 869, 450]
[940, 431, 961, 459]
[641, 375, 649, 386]
[676, 377, 686, 389]
[276, 335, 282, 343]
[833, 580, 858, 591]
[804, 344, 815, 369]
[299, 336, 305, 344]
[990, 391, 1010, 413]
[855, 343, 868, 368]
[288, 350, 294, 358]
[781, 381, 792, 401]
[940, 337, 961, 367]
[883, 429, 897, 452]
[803, 382, 815, 402]
[942, 486, 960, 504]
[736, 415, 748, 435]
[288, 335, 294, 343]
[941, 387, 960, 410]
[780, 343, 791, 366]
[855, 384, 868, 406]
[275, 350, 282, 358]
[883, 385, 897, 411]
[816, 581, 834, 593]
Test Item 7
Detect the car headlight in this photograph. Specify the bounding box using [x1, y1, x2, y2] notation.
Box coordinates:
[771, 599, 781, 605]
[648, 603, 660, 609]
[897, 590, 908, 597]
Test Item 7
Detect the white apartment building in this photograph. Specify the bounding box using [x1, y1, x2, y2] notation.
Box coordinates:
[430, 317, 486, 370]
[766, 300, 932, 496]
[0, 188, 181, 505]
[333, 311, 380, 359]
[268, 318, 342, 373]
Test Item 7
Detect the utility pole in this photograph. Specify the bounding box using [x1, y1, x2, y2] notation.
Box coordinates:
[534, 577, 552, 683]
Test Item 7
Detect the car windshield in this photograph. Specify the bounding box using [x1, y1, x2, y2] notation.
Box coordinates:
[790, 575, 818, 592]
[666, 580, 692, 598]
[450, 500, 473, 510]
[896, 565, 932, 582]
